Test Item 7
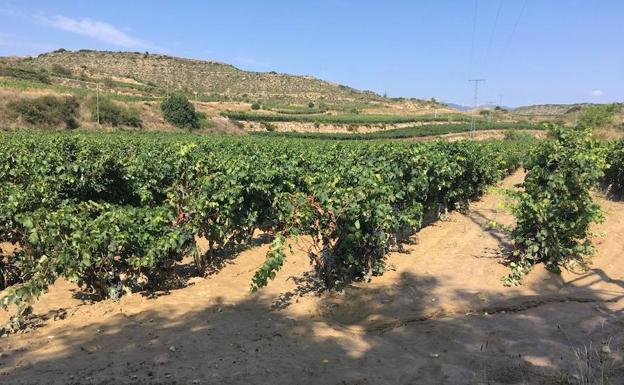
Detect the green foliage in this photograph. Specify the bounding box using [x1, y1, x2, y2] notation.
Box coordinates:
[161, 94, 199, 130]
[604, 139, 624, 194]
[505, 125, 605, 285]
[251, 234, 287, 292]
[88, 97, 142, 128]
[0, 132, 535, 314]
[51, 64, 72, 77]
[578, 103, 620, 128]
[223, 111, 473, 125]
[251, 102, 261, 110]
[196, 111, 215, 130]
[0, 66, 50, 84]
[251, 122, 543, 140]
[272, 106, 327, 115]
[494, 106, 508, 113]
[261, 121, 277, 132]
[6, 95, 79, 129]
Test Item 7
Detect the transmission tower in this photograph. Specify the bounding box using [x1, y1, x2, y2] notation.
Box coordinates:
[468, 79, 486, 133]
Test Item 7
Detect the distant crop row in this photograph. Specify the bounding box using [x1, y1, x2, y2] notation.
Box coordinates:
[251, 122, 544, 140]
[222, 110, 473, 124]
[271, 107, 327, 115]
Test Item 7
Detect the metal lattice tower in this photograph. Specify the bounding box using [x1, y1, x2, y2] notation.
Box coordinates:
[468, 79, 486, 133]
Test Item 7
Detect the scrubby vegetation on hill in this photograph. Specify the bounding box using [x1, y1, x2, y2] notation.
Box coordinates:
[14, 50, 400, 105]
[6, 95, 79, 129]
[88, 97, 143, 128]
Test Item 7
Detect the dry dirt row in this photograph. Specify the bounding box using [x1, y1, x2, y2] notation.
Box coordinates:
[0, 172, 622, 385]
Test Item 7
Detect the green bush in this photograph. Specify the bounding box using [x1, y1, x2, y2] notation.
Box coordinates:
[88, 97, 142, 128]
[161, 94, 199, 130]
[251, 102, 261, 110]
[260, 121, 276, 132]
[196, 111, 215, 130]
[0, 66, 50, 84]
[604, 139, 624, 194]
[7, 95, 79, 129]
[578, 103, 620, 128]
[51, 64, 72, 77]
[505, 125, 605, 284]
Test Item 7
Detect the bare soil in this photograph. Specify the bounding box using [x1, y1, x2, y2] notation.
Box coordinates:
[407, 129, 547, 142]
[1, 172, 623, 385]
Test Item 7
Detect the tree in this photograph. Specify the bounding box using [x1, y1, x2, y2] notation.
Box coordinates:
[161, 94, 199, 130]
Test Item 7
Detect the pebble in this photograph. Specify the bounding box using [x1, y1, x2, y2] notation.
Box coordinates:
[154, 354, 171, 365]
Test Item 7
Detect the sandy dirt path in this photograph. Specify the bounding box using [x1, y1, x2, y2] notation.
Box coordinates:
[0, 171, 623, 385]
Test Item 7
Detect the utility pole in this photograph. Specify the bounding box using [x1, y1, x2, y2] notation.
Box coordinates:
[96, 83, 100, 125]
[497, 94, 504, 108]
[193, 91, 198, 104]
[487, 100, 496, 123]
[468, 79, 486, 133]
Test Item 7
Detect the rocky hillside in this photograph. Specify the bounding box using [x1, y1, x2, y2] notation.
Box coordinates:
[0, 49, 463, 133]
[6, 49, 393, 105]
[513, 103, 593, 116]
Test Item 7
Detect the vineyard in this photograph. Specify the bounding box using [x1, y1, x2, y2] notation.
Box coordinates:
[1, 129, 623, 384]
[250, 121, 543, 140]
[0, 132, 536, 309]
[1, 4, 623, 382]
[222, 111, 472, 124]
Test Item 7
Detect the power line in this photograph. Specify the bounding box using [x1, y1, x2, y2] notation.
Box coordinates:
[497, 0, 528, 66]
[485, 0, 504, 62]
[487, 100, 497, 122]
[469, 0, 479, 70]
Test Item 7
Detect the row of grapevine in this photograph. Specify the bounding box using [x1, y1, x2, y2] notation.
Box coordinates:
[604, 139, 624, 194]
[250, 122, 543, 140]
[0, 132, 536, 310]
[222, 111, 473, 124]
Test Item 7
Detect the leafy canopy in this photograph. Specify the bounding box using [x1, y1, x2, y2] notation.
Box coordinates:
[505, 124, 605, 285]
[161, 94, 199, 130]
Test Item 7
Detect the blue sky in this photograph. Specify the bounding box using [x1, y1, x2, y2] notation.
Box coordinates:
[0, 0, 622, 107]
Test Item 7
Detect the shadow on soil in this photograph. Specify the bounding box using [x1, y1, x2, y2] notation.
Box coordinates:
[1, 269, 622, 385]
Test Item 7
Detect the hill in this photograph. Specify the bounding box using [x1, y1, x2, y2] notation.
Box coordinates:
[0, 49, 469, 133]
[512, 103, 592, 116]
[2, 49, 428, 107]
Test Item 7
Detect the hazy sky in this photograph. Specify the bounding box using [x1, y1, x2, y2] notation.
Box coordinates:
[1, 0, 622, 106]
